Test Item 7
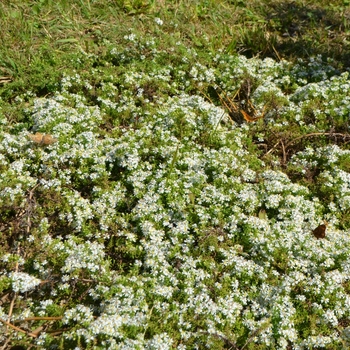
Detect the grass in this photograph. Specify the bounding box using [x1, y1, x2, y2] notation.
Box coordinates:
[1, 0, 350, 98]
[1, 1, 350, 349]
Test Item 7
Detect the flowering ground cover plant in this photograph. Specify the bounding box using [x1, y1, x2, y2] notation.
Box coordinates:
[1, 30, 350, 349]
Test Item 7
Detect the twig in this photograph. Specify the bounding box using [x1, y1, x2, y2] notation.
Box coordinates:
[14, 316, 63, 322]
[281, 139, 286, 165]
[271, 43, 282, 62]
[285, 132, 350, 148]
[263, 140, 281, 157]
[0, 318, 38, 338]
[0, 334, 12, 350]
[264, 131, 350, 160]
[2, 316, 63, 340]
[7, 244, 21, 332]
[26, 183, 39, 235]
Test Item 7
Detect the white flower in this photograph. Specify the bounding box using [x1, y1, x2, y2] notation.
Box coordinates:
[154, 17, 163, 26]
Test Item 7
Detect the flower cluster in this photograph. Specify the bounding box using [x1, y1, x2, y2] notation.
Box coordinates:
[2, 32, 350, 349]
